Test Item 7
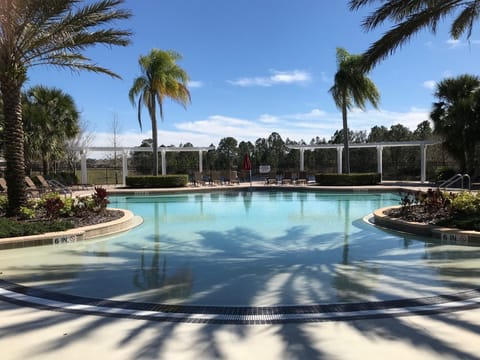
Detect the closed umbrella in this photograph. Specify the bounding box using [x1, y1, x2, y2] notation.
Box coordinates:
[242, 153, 252, 185]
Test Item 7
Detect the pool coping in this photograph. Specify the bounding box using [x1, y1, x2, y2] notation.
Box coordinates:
[1, 278, 479, 324]
[0, 208, 143, 250]
[373, 205, 480, 244]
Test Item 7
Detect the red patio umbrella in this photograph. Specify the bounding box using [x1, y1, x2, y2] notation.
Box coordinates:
[242, 153, 252, 185]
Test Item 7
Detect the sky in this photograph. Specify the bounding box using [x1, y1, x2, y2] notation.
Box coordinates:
[25, 0, 480, 152]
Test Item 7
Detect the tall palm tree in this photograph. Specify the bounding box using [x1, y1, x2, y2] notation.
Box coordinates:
[23, 86, 80, 175]
[430, 74, 480, 175]
[129, 49, 191, 176]
[349, 0, 480, 70]
[0, 0, 131, 216]
[329, 48, 380, 174]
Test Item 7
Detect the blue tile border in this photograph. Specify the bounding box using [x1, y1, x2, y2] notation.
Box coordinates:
[1, 279, 479, 324]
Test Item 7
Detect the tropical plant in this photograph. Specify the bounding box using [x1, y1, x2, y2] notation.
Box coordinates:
[22, 86, 80, 174]
[349, 0, 480, 70]
[129, 49, 191, 175]
[329, 47, 380, 173]
[0, 0, 131, 216]
[430, 74, 480, 175]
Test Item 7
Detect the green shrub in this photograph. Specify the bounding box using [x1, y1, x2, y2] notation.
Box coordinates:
[126, 175, 189, 188]
[0, 218, 73, 238]
[0, 195, 7, 213]
[315, 173, 381, 186]
[450, 191, 480, 216]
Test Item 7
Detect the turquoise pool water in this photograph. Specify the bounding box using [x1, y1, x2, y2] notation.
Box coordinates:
[1, 190, 479, 307]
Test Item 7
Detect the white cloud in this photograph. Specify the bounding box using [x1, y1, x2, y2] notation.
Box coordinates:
[259, 114, 280, 123]
[445, 38, 480, 49]
[446, 39, 462, 48]
[290, 108, 327, 121]
[227, 69, 311, 87]
[188, 80, 204, 88]
[87, 107, 432, 158]
[423, 80, 436, 90]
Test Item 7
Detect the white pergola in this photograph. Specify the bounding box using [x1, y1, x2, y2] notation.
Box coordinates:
[75, 146, 215, 186]
[287, 140, 439, 183]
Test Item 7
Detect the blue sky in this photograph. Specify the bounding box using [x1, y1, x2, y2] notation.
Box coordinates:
[26, 0, 480, 150]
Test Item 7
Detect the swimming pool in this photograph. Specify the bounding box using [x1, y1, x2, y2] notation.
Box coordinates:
[1, 190, 479, 311]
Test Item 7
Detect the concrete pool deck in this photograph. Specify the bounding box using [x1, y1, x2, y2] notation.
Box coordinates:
[2, 298, 480, 359]
[1, 181, 480, 359]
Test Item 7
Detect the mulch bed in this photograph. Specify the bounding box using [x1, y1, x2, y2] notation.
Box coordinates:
[69, 209, 125, 227]
[385, 205, 450, 224]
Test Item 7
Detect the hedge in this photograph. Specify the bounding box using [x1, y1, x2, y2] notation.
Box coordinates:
[315, 173, 381, 186]
[125, 175, 189, 188]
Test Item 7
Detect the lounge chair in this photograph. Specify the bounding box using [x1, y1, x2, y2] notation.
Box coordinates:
[296, 171, 308, 185]
[282, 172, 293, 185]
[210, 171, 224, 186]
[35, 175, 53, 193]
[229, 170, 240, 185]
[46, 178, 73, 196]
[25, 176, 43, 196]
[193, 171, 206, 187]
[0, 177, 7, 193]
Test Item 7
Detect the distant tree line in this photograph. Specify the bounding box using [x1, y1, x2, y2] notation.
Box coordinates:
[129, 120, 461, 181]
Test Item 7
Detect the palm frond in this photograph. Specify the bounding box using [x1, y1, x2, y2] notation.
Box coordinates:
[451, 2, 480, 38]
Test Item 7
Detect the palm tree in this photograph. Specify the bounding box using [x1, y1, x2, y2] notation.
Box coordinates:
[129, 49, 191, 176]
[329, 48, 380, 174]
[430, 74, 480, 175]
[23, 86, 80, 175]
[349, 0, 480, 70]
[0, 0, 131, 216]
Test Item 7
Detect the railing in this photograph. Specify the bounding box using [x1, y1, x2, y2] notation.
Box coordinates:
[438, 173, 471, 190]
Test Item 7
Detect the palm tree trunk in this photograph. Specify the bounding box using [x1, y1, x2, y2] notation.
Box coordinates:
[1, 80, 27, 216]
[152, 119, 159, 176]
[342, 101, 350, 174]
[149, 96, 159, 176]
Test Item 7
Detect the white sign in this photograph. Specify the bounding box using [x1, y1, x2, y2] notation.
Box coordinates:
[53, 235, 78, 246]
[259, 165, 271, 174]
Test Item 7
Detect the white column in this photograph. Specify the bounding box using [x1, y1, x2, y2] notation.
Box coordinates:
[420, 143, 427, 183]
[377, 145, 383, 181]
[199, 151, 203, 173]
[337, 147, 343, 174]
[299, 148, 305, 172]
[161, 150, 167, 175]
[122, 150, 128, 186]
[80, 149, 88, 185]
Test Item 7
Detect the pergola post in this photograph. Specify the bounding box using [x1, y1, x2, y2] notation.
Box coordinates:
[299, 148, 305, 172]
[420, 143, 427, 183]
[336, 147, 343, 174]
[199, 150, 203, 173]
[122, 150, 128, 186]
[80, 149, 87, 185]
[377, 145, 383, 181]
[161, 149, 167, 175]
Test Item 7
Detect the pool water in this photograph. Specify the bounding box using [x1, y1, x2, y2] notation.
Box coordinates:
[1, 190, 479, 307]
